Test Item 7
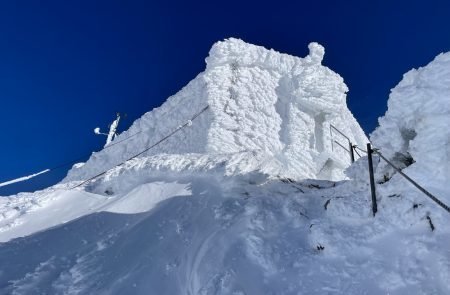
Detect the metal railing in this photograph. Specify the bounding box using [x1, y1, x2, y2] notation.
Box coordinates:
[329, 124, 449, 217]
[353, 144, 450, 216]
[329, 124, 356, 163]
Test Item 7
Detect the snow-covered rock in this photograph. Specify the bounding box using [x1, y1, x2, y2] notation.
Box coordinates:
[360, 51, 450, 246]
[371, 52, 450, 198]
[65, 38, 367, 183]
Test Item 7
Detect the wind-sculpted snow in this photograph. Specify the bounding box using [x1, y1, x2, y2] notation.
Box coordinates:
[65, 38, 367, 183]
[1, 174, 449, 294]
[0, 152, 278, 242]
[369, 52, 450, 222]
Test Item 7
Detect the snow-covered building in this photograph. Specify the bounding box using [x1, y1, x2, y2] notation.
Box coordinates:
[66, 38, 367, 182]
[1, 40, 450, 295]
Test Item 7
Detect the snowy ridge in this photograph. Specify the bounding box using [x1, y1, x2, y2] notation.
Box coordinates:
[65, 38, 367, 183]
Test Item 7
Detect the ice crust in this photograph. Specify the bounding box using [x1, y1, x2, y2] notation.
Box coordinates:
[65, 38, 368, 182]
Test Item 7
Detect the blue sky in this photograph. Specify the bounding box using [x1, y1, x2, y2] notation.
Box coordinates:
[1, 0, 450, 195]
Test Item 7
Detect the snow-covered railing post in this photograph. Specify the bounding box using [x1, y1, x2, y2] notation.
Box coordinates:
[367, 143, 378, 216]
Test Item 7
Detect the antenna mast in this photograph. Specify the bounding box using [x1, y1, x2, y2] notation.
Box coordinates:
[94, 113, 121, 147]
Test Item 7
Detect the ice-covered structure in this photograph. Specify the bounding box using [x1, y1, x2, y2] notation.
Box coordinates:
[66, 38, 367, 182]
[1, 43, 450, 295]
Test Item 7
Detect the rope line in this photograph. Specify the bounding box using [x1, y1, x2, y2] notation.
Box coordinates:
[353, 144, 449, 214]
[71, 105, 210, 189]
[333, 140, 351, 153]
[374, 150, 450, 213]
[0, 105, 202, 187]
[329, 124, 364, 162]
[330, 124, 351, 142]
[353, 145, 368, 154]
[350, 141, 449, 214]
[0, 118, 150, 186]
[353, 145, 362, 158]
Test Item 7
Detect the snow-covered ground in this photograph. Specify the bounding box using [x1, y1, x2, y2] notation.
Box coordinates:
[0, 39, 449, 294]
[1, 170, 449, 294]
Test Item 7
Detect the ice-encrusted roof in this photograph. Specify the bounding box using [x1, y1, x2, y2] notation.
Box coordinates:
[65, 38, 367, 182]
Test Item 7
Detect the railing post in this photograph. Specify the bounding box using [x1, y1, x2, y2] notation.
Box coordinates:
[349, 142, 355, 163]
[367, 143, 378, 216]
[330, 125, 333, 151]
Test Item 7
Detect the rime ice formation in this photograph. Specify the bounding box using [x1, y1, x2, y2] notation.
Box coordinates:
[371, 52, 450, 186]
[65, 38, 367, 182]
[346, 50, 450, 241]
[1, 43, 450, 295]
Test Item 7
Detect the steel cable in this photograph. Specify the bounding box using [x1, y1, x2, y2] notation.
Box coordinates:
[71, 105, 210, 189]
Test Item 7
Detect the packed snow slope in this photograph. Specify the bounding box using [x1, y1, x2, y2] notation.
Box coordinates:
[66, 38, 367, 182]
[1, 165, 449, 294]
[1, 41, 450, 295]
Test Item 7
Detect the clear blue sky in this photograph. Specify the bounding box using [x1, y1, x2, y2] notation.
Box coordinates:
[1, 0, 450, 196]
